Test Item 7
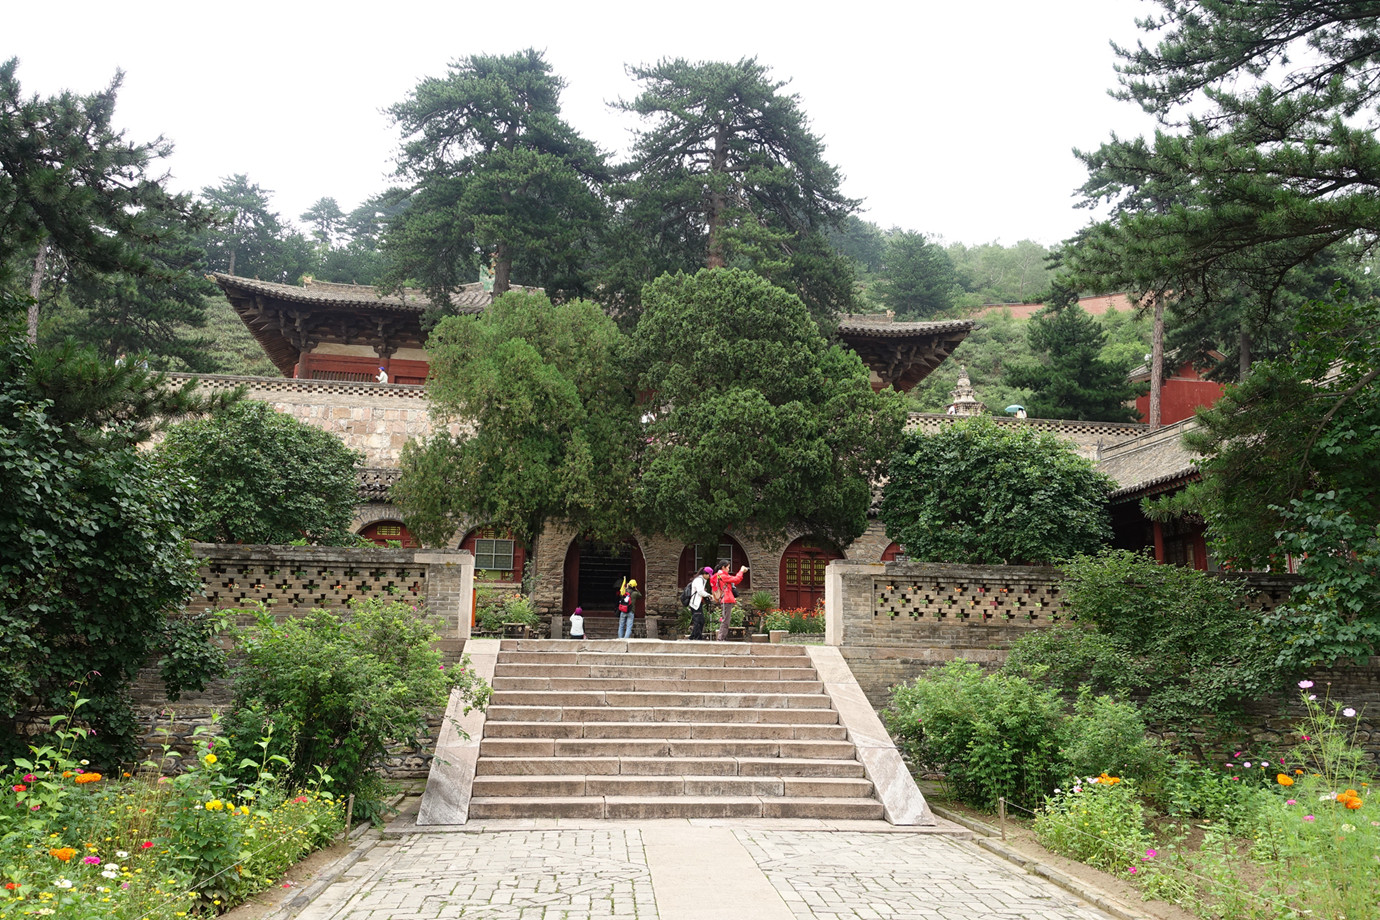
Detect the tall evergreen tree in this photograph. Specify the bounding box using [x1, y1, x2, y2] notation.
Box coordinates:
[0, 58, 214, 344]
[384, 49, 608, 306]
[609, 58, 859, 328]
[874, 231, 956, 320]
[1065, 2, 1380, 416]
[1005, 290, 1141, 422]
[198, 174, 316, 283]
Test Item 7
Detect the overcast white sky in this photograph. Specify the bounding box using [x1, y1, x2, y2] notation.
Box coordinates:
[6, 0, 1160, 247]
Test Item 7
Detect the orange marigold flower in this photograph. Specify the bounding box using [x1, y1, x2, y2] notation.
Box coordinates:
[49, 847, 76, 861]
[73, 773, 101, 784]
[1294, 769, 1304, 775]
[1345, 798, 1363, 810]
[61, 771, 73, 778]
[1277, 774, 1294, 786]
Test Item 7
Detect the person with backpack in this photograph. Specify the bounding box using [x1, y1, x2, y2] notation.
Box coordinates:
[617, 577, 640, 640]
[685, 566, 713, 640]
[710, 560, 748, 641]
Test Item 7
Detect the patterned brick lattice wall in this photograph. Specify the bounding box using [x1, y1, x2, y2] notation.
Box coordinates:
[832, 561, 1301, 708]
[832, 560, 1378, 764]
[131, 544, 474, 777]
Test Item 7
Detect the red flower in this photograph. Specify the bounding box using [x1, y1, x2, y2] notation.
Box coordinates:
[4, 882, 17, 890]
[140, 841, 154, 850]
[11, 784, 25, 792]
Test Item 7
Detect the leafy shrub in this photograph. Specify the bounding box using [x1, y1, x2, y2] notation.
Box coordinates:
[223, 597, 490, 822]
[1005, 549, 1289, 740]
[1034, 778, 1153, 872]
[1061, 691, 1158, 783]
[475, 589, 540, 635]
[880, 417, 1113, 564]
[885, 660, 1066, 810]
[154, 399, 363, 545]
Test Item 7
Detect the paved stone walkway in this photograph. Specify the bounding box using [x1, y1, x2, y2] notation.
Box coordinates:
[293, 823, 1115, 920]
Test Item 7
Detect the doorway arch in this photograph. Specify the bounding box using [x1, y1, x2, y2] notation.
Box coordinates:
[561, 537, 646, 617]
[779, 536, 843, 610]
[677, 535, 751, 593]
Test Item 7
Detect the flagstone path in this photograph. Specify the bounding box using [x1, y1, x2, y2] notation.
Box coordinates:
[289, 820, 1118, 920]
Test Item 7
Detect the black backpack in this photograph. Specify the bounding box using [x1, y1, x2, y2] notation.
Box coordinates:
[679, 580, 696, 607]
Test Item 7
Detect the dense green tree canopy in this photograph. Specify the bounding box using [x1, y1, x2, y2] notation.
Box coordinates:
[384, 49, 608, 304]
[155, 400, 363, 546]
[629, 268, 905, 548]
[0, 327, 229, 764]
[880, 417, 1113, 565]
[874, 231, 956, 320]
[609, 58, 858, 327]
[393, 291, 639, 550]
[1152, 295, 1380, 667]
[947, 239, 1053, 306]
[1005, 293, 1142, 421]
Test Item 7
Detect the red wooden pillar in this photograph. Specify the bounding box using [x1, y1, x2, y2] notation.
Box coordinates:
[1152, 520, 1165, 564]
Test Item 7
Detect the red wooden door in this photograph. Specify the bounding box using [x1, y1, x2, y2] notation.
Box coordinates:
[779, 537, 842, 610]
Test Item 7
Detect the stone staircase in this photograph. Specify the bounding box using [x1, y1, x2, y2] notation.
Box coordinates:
[467, 639, 886, 820]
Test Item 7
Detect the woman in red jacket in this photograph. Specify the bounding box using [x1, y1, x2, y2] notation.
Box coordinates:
[710, 560, 748, 641]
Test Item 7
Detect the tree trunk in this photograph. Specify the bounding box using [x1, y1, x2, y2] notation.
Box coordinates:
[1148, 295, 1166, 429]
[1239, 322, 1251, 382]
[26, 242, 47, 344]
[493, 241, 512, 295]
[228, 246, 236, 277]
[706, 122, 730, 269]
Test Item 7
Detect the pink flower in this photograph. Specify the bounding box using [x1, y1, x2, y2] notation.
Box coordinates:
[1302, 735, 1311, 741]
[1299, 680, 1314, 689]
[21, 774, 34, 782]
[83, 856, 100, 865]
[1342, 708, 1356, 718]
[1303, 815, 1316, 822]
[29, 805, 39, 811]
[1287, 799, 1297, 805]
[1128, 866, 1138, 874]
[1144, 848, 1157, 859]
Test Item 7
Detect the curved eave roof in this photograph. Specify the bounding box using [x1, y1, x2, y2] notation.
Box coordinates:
[837, 316, 976, 391]
[211, 273, 490, 312]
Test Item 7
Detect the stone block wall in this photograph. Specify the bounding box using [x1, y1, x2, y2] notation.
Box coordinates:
[169, 373, 460, 468]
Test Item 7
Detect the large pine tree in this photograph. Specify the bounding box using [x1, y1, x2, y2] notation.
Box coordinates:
[608, 58, 859, 328]
[384, 49, 608, 306]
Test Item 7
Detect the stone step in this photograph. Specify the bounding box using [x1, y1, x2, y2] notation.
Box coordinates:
[482, 720, 848, 741]
[490, 676, 825, 694]
[475, 755, 867, 778]
[491, 663, 821, 682]
[470, 774, 875, 798]
[484, 705, 841, 725]
[466, 795, 884, 820]
[501, 639, 809, 657]
[479, 737, 860, 760]
[488, 690, 834, 709]
[497, 652, 809, 670]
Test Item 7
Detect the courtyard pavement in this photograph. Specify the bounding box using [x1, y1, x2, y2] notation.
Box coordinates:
[286, 819, 1119, 920]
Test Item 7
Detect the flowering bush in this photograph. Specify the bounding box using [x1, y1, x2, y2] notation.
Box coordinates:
[761, 606, 825, 634]
[0, 700, 343, 917]
[1034, 777, 1153, 872]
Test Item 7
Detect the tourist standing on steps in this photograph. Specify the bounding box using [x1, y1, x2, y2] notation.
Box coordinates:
[688, 566, 713, 640]
[617, 577, 640, 640]
[711, 560, 748, 642]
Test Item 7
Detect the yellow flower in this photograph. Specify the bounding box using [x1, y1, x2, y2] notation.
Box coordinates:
[1277, 774, 1295, 786]
[202, 754, 217, 765]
